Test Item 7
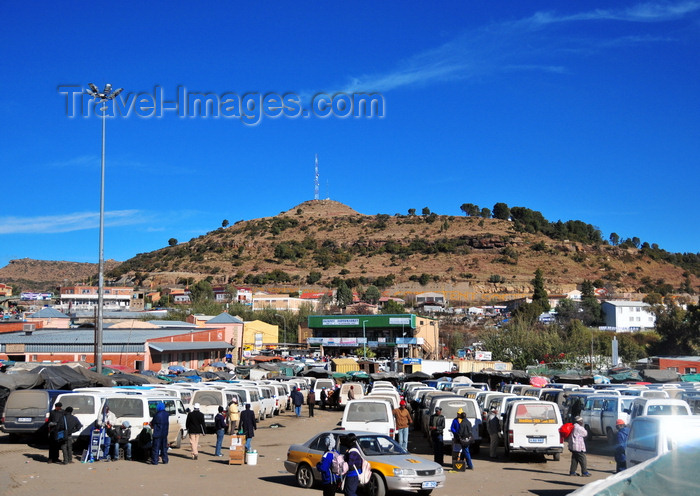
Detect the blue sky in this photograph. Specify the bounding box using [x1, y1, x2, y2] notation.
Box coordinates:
[1, 1, 699, 269]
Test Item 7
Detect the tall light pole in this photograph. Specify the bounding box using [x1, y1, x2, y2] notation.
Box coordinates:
[86, 83, 123, 374]
[275, 313, 287, 349]
[362, 319, 369, 359]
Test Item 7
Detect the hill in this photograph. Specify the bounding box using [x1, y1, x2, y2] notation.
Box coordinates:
[0, 258, 122, 291]
[105, 200, 698, 299]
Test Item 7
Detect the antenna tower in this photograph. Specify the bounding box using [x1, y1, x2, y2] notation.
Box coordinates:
[314, 154, 320, 200]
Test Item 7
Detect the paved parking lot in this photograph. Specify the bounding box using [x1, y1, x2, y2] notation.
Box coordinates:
[0, 406, 617, 496]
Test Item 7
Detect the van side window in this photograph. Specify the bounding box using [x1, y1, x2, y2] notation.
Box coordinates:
[628, 422, 655, 451]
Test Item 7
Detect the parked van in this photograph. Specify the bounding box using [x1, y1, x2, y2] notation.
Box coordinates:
[581, 395, 634, 442]
[191, 388, 243, 430]
[337, 382, 365, 408]
[503, 400, 563, 461]
[313, 378, 336, 396]
[103, 394, 188, 448]
[629, 398, 692, 419]
[539, 389, 567, 414]
[431, 396, 482, 453]
[222, 386, 264, 421]
[340, 398, 395, 437]
[366, 390, 401, 409]
[1, 389, 71, 439]
[626, 416, 700, 467]
[54, 391, 112, 438]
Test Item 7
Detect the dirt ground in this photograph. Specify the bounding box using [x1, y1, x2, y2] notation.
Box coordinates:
[0, 407, 618, 496]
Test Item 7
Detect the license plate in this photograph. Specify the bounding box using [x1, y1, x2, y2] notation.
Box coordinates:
[18, 417, 32, 423]
[422, 482, 438, 489]
[204, 414, 213, 420]
[529, 437, 545, 443]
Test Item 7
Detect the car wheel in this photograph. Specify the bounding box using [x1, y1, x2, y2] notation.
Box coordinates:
[553, 452, 561, 461]
[296, 463, 314, 489]
[366, 471, 387, 496]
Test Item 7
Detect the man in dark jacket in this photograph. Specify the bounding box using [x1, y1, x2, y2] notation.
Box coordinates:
[47, 402, 64, 464]
[150, 401, 169, 465]
[239, 403, 257, 452]
[60, 406, 82, 464]
[112, 421, 132, 461]
[449, 409, 474, 469]
[185, 403, 206, 460]
[291, 387, 304, 417]
[307, 390, 316, 418]
[320, 388, 328, 410]
[428, 406, 446, 464]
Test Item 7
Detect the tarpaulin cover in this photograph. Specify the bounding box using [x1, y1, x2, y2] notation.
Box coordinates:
[641, 369, 680, 383]
[568, 445, 700, 496]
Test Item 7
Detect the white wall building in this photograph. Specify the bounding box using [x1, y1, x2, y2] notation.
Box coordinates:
[601, 300, 656, 331]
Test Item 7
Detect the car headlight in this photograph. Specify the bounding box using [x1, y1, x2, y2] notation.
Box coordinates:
[393, 468, 417, 477]
[435, 467, 443, 475]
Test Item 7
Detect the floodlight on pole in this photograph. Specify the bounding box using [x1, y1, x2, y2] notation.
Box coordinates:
[362, 320, 369, 359]
[88, 83, 123, 375]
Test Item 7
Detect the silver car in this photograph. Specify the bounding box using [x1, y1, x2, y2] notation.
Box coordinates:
[285, 430, 445, 496]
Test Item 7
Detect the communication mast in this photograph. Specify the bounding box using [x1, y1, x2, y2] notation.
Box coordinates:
[314, 154, 320, 200]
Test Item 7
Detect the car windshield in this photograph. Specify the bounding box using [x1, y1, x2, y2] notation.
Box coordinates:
[329, 433, 406, 456]
[346, 403, 388, 422]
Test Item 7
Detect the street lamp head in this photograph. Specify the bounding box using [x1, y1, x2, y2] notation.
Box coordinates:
[104, 83, 112, 93]
[88, 83, 99, 94]
[111, 87, 123, 99]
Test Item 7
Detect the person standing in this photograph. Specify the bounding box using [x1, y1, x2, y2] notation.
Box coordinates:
[47, 401, 64, 464]
[320, 388, 328, 410]
[214, 406, 227, 457]
[428, 406, 445, 465]
[343, 433, 363, 496]
[393, 400, 413, 451]
[450, 408, 474, 470]
[307, 389, 316, 417]
[291, 387, 304, 417]
[239, 403, 257, 452]
[97, 404, 118, 462]
[186, 403, 206, 460]
[614, 419, 629, 473]
[568, 416, 590, 476]
[487, 407, 501, 459]
[150, 401, 170, 465]
[60, 406, 82, 464]
[316, 434, 339, 496]
[111, 420, 132, 461]
[348, 385, 355, 401]
[227, 398, 240, 435]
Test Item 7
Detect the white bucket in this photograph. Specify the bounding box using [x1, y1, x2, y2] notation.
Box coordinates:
[246, 450, 258, 465]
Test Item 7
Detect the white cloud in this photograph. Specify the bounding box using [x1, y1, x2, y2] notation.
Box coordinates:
[322, 1, 699, 95]
[0, 210, 142, 234]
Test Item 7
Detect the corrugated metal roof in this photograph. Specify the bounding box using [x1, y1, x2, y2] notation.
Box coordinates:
[207, 313, 243, 324]
[0, 328, 196, 344]
[148, 320, 196, 328]
[148, 341, 231, 352]
[28, 307, 69, 318]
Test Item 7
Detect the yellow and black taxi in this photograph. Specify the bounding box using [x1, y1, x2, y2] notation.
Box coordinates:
[285, 430, 445, 496]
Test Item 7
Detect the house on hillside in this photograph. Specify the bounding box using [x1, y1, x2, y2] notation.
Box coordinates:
[601, 300, 656, 331]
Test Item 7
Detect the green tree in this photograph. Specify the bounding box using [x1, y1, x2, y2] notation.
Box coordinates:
[480, 207, 491, 218]
[531, 268, 550, 312]
[222, 219, 229, 228]
[336, 280, 353, 308]
[555, 298, 578, 326]
[492, 202, 510, 220]
[460, 203, 480, 217]
[609, 232, 619, 246]
[408, 208, 416, 216]
[381, 299, 405, 314]
[168, 238, 178, 246]
[306, 271, 322, 284]
[190, 280, 214, 303]
[362, 285, 381, 304]
[422, 207, 431, 216]
[652, 303, 700, 355]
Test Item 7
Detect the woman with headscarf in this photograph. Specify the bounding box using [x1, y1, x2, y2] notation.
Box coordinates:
[316, 434, 339, 496]
[343, 433, 363, 496]
[227, 397, 240, 435]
